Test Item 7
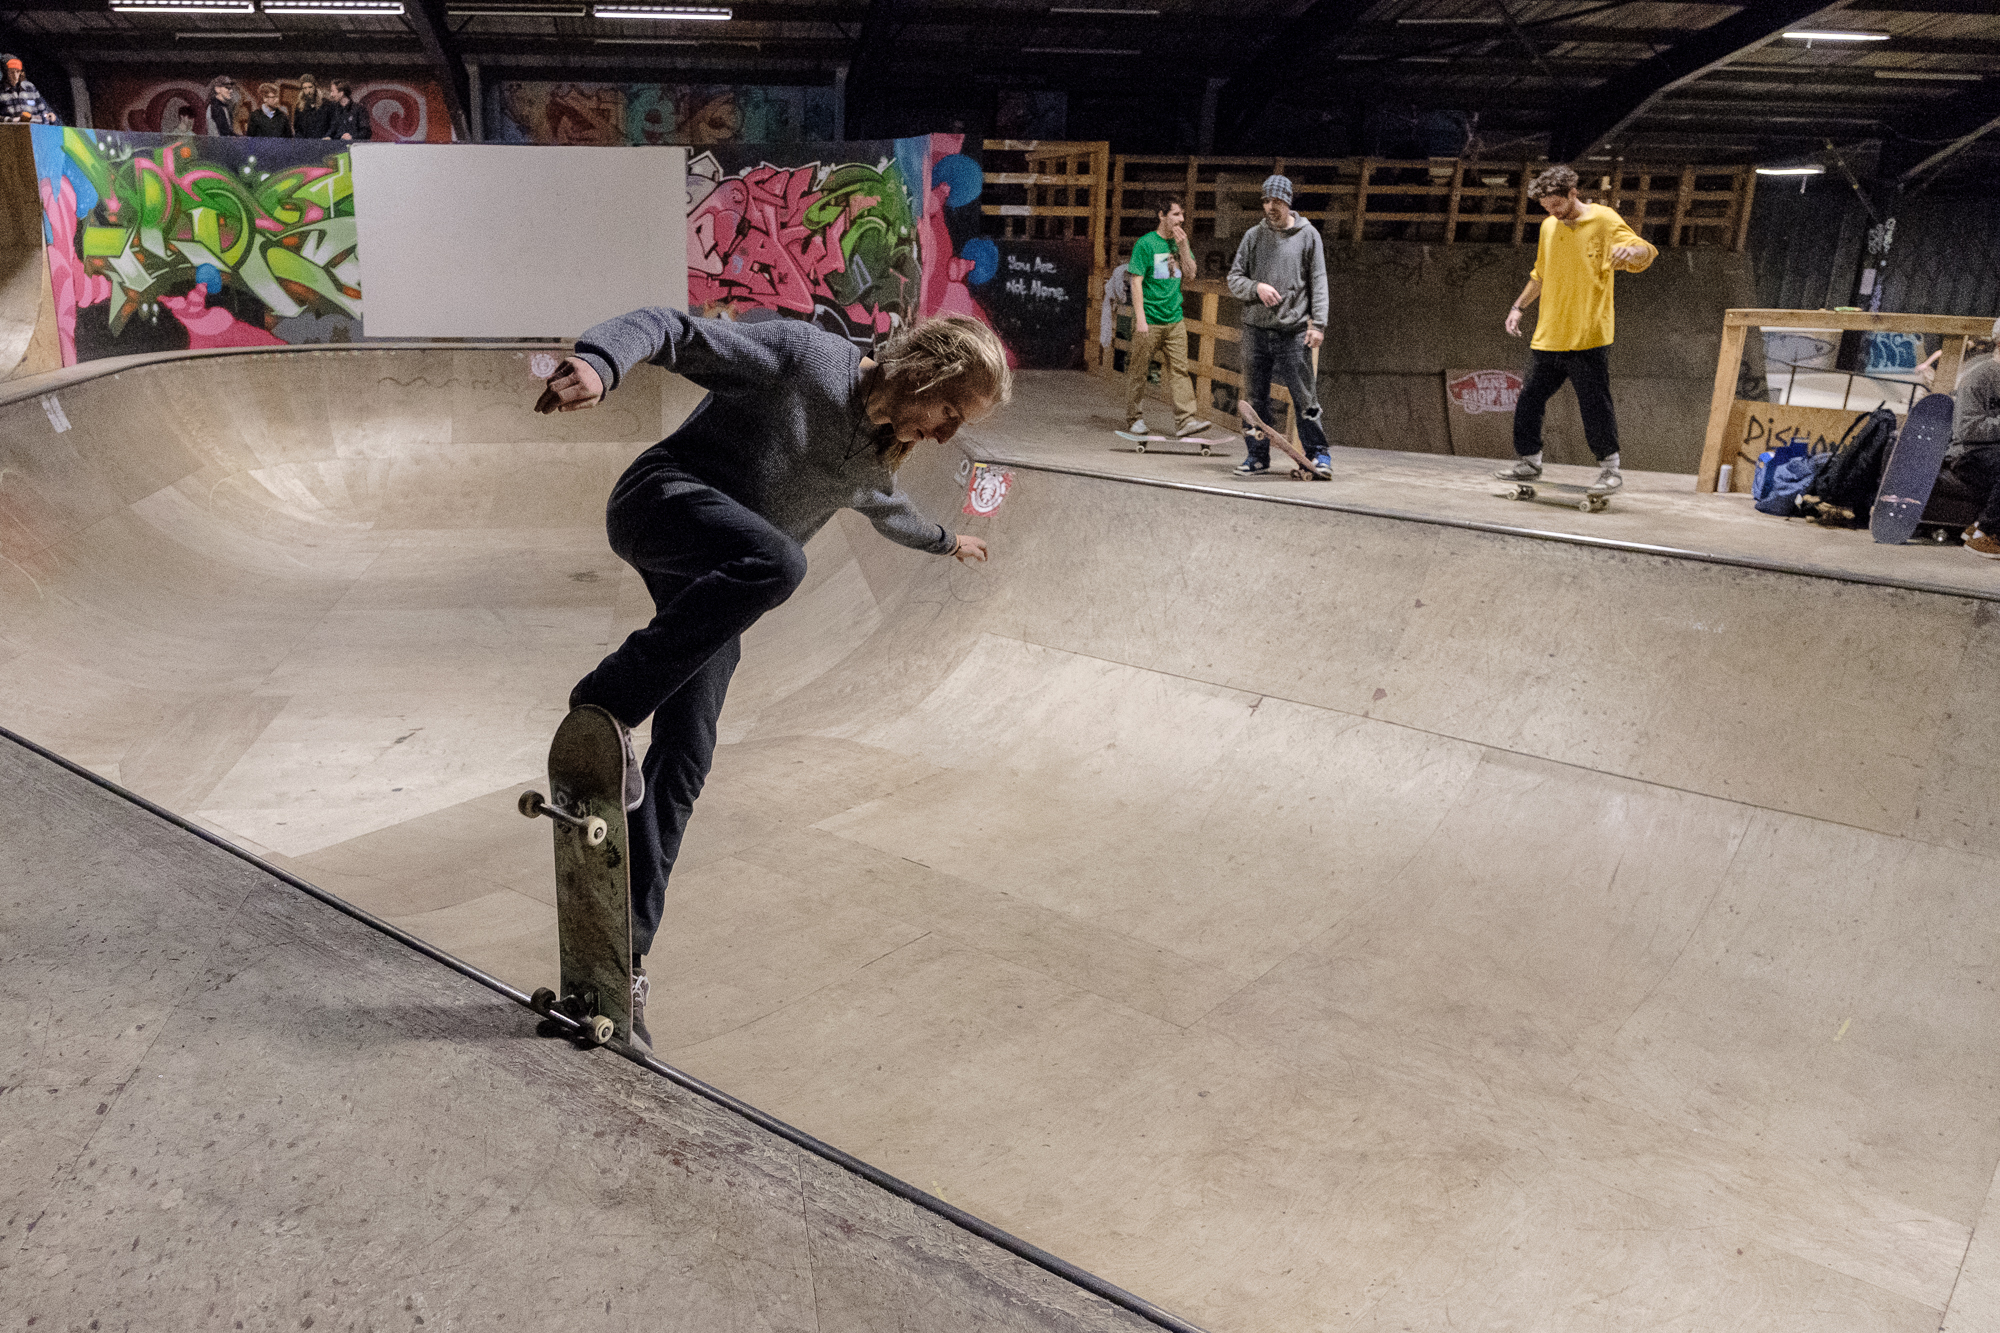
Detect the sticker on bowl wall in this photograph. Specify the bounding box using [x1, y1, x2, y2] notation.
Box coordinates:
[962, 464, 1014, 516]
[528, 352, 559, 379]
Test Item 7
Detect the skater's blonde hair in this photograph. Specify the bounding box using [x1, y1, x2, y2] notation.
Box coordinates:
[870, 315, 1012, 465]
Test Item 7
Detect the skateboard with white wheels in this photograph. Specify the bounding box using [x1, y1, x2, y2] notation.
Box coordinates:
[1237, 402, 1331, 480]
[1500, 479, 1614, 513]
[518, 704, 633, 1047]
[1115, 428, 1232, 455]
[1870, 391, 1954, 545]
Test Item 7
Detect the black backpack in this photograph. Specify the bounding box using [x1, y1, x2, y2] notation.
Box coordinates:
[1802, 406, 1897, 527]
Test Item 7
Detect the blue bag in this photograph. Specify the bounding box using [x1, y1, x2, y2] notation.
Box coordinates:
[1754, 452, 1826, 516]
[1751, 441, 1807, 503]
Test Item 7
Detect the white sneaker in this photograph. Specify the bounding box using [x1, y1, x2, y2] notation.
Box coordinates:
[1175, 418, 1212, 438]
[1494, 458, 1543, 481]
[1127, 418, 1152, 436]
[630, 964, 652, 1050]
[1588, 465, 1624, 496]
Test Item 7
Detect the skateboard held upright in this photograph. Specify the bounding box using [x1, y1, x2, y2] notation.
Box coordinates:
[1870, 392, 1954, 545]
[518, 704, 634, 1047]
[1237, 401, 1331, 480]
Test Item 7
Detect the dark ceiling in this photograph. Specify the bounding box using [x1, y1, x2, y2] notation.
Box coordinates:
[5, 1, 1997, 187]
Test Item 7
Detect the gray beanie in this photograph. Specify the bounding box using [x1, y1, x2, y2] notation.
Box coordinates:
[1261, 174, 1294, 205]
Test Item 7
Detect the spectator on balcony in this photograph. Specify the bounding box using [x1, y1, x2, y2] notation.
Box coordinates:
[246, 82, 293, 138]
[204, 78, 240, 136]
[292, 73, 335, 139]
[327, 79, 372, 142]
[0, 55, 58, 125]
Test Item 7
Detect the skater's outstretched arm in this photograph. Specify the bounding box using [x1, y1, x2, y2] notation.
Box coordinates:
[1606, 217, 1657, 272]
[566, 307, 798, 397]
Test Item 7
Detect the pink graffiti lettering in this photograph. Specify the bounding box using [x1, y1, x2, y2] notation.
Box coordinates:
[688, 164, 847, 315]
[39, 175, 114, 367]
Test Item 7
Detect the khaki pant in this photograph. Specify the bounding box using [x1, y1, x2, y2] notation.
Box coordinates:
[1124, 318, 1199, 428]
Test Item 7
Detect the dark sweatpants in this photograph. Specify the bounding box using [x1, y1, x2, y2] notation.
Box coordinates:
[1513, 345, 1620, 461]
[1957, 444, 2000, 532]
[568, 460, 808, 958]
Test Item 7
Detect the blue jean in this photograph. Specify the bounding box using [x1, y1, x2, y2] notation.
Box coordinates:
[1241, 324, 1329, 465]
[569, 456, 808, 958]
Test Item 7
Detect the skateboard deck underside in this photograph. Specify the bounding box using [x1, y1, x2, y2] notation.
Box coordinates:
[1870, 393, 1955, 545]
[1237, 403, 1325, 478]
[547, 706, 634, 1042]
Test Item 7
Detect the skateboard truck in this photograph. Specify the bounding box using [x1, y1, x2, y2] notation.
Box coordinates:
[518, 789, 608, 847]
[528, 984, 616, 1046]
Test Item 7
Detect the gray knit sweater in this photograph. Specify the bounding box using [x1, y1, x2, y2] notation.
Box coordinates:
[573, 308, 956, 555]
[1226, 216, 1329, 334]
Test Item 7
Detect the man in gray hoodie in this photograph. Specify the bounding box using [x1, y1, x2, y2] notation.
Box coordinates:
[1227, 174, 1331, 474]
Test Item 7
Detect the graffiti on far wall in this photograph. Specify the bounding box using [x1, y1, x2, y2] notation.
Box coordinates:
[487, 82, 836, 146]
[32, 127, 362, 364]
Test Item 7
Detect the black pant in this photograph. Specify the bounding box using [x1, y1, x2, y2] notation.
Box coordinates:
[568, 460, 808, 958]
[1513, 346, 1620, 461]
[1958, 444, 2000, 531]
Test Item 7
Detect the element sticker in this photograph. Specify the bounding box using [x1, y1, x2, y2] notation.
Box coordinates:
[962, 464, 1014, 516]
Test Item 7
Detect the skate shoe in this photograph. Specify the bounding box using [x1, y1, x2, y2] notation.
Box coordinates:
[630, 963, 653, 1051]
[1234, 458, 1271, 475]
[1494, 458, 1543, 481]
[1305, 454, 1333, 481]
[1587, 464, 1624, 497]
[569, 685, 645, 811]
[1127, 418, 1152, 436]
[1967, 526, 2000, 559]
[1175, 418, 1213, 438]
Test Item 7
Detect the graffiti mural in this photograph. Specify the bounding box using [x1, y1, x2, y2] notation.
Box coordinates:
[487, 82, 835, 146]
[686, 135, 994, 352]
[90, 74, 451, 143]
[32, 127, 362, 364]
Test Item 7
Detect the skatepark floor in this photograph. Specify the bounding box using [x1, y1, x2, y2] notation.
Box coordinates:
[4, 347, 2000, 1332]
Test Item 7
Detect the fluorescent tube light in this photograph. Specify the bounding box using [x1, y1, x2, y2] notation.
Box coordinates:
[1396, 16, 1501, 23]
[175, 27, 275, 34]
[446, 2, 587, 12]
[1049, 6, 1161, 12]
[263, 0, 404, 10]
[1782, 29, 1889, 41]
[110, 0, 256, 11]
[1755, 166, 1825, 176]
[1022, 46, 1140, 54]
[592, 4, 731, 17]
[1872, 69, 1981, 81]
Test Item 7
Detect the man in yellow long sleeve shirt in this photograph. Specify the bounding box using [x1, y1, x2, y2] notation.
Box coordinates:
[1496, 164, 1657, 496]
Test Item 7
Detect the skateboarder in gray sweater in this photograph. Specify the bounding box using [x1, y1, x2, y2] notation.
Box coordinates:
[1226, 174, 1332, 474]
[1950, 320, 2000, 559]
[534, 309, 1010, 1046]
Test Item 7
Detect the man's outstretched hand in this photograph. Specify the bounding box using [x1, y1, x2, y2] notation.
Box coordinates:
[535, 356, 604, 414]
[1609, 243, 1649, 268]
[952, 535, 989, 564]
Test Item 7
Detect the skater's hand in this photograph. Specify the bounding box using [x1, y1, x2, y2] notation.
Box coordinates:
[1610, 243, 1648, 267]
[1505, 306, 1524, 338]
[952, 535, 988, 564]
[1255, 282, 1281, 307]
[1134, 316, 1149, 335]
[535, 356, 604, 414]
[1304, 327, 1324, 350]
[1169, 222, 1188, 245]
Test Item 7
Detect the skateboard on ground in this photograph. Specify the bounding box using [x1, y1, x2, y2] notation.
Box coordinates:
[1500, 478, 1614, 513]
[1870, 391, 1954, 545]
[518, 704, 633, 1047]
[1115, 427, 1232, 455]
[1237, 402, 1331, 480]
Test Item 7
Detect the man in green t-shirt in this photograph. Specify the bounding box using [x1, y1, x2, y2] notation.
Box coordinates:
[1125, 193, 1208, 437]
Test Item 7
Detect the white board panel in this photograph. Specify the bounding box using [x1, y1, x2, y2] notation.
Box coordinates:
[350, 144, 687, 339]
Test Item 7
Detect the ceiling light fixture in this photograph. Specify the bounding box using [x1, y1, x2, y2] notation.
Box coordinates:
[175, 27, 274, 35]
[446, 1, 586, 10]
[1022, 46, 1140, 54]
[1048, 6, 1162, 13]
[1754, 165, 1825, 175]
[1872, 69, 1981, 81]
[262, 0, 405, 11]
[591, 3, 731, 18]
[1781, 29, 1889, 41]
[110, 0, 256, 12]
[1396, 16, 1501, 23]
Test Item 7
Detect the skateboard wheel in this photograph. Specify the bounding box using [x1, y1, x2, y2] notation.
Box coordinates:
[589, 1015, 615, 1045]
[583, 816, 608, 847]
[1199, 445, 1212, 456]
[517, 790, 545, 819]
[530, 986, 556, 1016]
[1134, 442, 1147, 453]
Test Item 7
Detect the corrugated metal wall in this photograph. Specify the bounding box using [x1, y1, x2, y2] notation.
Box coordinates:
[1748, 177, 2000, 321]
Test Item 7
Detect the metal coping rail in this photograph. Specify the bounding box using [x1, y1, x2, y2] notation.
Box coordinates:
[975, 452, 2000, 605]
[0, 722, 1210, 1333]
